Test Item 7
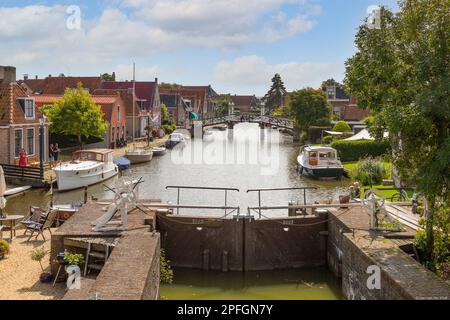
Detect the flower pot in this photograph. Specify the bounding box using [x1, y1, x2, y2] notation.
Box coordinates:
[40, 273, 53, 283]
[339, 195, 350, 204]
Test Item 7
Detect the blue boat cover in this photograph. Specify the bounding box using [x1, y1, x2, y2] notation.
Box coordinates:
[113, 157, 131, 169]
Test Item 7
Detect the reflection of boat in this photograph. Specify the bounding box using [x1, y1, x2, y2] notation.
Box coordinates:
[165, 133, 186, 149]
[113, 157, 132, 170]
[53, 149, 119, 191]
[5, 185, 32, 197]
[151, 147, 166, 156]
[125, 149, 153, 164]
[297, 146, 344, 179]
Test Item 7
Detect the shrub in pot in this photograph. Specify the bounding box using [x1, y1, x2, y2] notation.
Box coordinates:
[0, 240, 10, 259]
[31, 247, 52, 283]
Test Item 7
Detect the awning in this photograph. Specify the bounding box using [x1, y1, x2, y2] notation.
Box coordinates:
[324, 130, 344, 136]
[189, 112, 200, 119]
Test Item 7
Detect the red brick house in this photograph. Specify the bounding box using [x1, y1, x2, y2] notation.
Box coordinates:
[225, 95, 261, 114]
[100, 80, 161, 138]
[0, 66, 49, 165]
[322, 81, 369, 121]
[19, 76, 103, 95]
[34, 94, 126, 149]
[159, 93, 192, 127]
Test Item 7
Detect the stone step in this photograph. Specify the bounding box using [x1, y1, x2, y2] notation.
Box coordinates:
[88, 263, 103, 271]
[89, 251, 107, 259]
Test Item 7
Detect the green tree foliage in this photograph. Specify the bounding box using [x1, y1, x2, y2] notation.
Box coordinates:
[332, 121, 352, 133]
[344, 0, 450, 262]
[351, 157, 390, 186]
[160, 103, 176, 134]
[263, 74, 287, 114]
[289, 87, 331, 134]
[101, 72, 116, 81]
[215, 95, 231, 117]
[41, 83, 108, 147]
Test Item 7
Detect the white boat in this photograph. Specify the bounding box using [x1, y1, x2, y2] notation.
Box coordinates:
[151, 146, 166, 156]
[53, 149, 119, 191]
[165, 133, 186, 149]
[297, 146, 344, 179]
[125, 148, 153, 164]
[5, 185, 32, 197]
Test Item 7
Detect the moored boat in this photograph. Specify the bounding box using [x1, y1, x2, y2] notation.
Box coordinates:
[165, 133, 186, 149]
[53, 149, 119, 191]
[297, 146, 344, 179]
[4, 185, 32, 197]
[151, 146, 166, 156]
[125, 148, 153, 164]
[114, 157, 132, 170]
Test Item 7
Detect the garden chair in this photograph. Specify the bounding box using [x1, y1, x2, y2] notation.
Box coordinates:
[26, 209, 58, 242]
[21, 206, 47, 235]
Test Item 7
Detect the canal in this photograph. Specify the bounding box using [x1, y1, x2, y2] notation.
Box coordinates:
[6, 123, 351, 217]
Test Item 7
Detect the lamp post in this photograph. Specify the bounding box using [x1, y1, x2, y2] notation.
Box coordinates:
[39, 114, 46, 172]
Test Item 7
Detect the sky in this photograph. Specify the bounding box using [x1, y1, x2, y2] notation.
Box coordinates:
[0, 0, 399, 96]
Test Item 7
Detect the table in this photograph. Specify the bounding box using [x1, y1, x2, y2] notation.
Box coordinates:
[0, 215, 24, 241]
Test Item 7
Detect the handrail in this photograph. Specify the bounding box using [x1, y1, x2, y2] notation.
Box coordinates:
[246, 187, 318, 218]
[165, 185, 240, 215]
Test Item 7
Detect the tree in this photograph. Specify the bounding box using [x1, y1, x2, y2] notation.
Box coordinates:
[344, 0, 450, 264]
[101, 72, 115, 81]
[160, 103, 176, 134]
[215, 95, 231, 117]
[41, 83, 108, 148]
[263, 74, 287, 114]
[332, 121, 352, 133]
[289, 87, 331, 135]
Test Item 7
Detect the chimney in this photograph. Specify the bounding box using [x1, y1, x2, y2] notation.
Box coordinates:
[23, 74, 29, 81]
[35, 75, 38, 80]
[48, 74, 52, 78]
[155, 77, 158, 84]
[0, 66, 17, 84]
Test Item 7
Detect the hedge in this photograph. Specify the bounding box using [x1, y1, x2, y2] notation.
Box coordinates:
[331, 139, 391, 162]
[332, 121, 352, 133]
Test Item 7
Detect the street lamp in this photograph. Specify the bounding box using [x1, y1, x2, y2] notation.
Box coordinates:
[39, 114, 46, 172]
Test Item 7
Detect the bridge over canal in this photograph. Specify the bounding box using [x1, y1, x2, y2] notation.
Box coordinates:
[202, 115, 294, 131]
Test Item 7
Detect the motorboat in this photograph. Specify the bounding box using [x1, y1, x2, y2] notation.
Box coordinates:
[151, 146, 167, 156]
[5, 185, 32, 197]
[53, 149, 119, 191]
[297, 146, 344, 179]
[125, 148, 153, 164]
[165, 133, 186, 149]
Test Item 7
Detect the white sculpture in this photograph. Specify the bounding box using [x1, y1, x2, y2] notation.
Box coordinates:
[91, 178, 139, 232]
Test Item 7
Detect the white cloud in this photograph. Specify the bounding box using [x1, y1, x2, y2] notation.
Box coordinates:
[213, 55, 344, 94]
[114, 64, 161, 81]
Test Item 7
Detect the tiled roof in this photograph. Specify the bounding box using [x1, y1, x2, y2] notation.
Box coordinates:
[34, 94, 118, 105]
[21, 77, 103, 94]
[229, 95, 257, 107]
[0, 83, 44, 125]
[101, 81, 156, 111]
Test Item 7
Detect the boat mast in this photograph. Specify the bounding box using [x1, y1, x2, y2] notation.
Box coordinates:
[132, 62, 136, 144]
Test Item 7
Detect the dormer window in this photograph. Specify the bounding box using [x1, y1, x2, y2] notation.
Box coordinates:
[18, 98, 35, 119]
[327, 87, 336, 100]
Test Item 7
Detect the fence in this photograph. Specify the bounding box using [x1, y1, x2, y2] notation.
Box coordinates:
[1, 164, 44, 180]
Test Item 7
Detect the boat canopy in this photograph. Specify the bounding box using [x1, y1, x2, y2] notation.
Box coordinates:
[344, 129, 389, 141]
[73, 149, 114, 162]
[323, 130, 344, 136]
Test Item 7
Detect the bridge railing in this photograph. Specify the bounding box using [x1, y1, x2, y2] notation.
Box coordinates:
[203, 115, 294, 129]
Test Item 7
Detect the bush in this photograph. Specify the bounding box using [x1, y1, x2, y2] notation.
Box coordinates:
[64, 252, 85, 266]
[308, 126, 331, 143]
[331, 139, 390, 162]
[332, 121, 352, 133]
[322, 135, 334, 145]
[351, 157, 390, 186]
[0, 240, 10, 257]
[162, 124, 176, 135]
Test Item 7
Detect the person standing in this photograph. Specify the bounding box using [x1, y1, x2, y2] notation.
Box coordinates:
[54, 143, 61, 164]
[19, 148, 28, 167]
[48, 144, 55, 168]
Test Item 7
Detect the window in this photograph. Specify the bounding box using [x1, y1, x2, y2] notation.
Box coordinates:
[112, 127, 115, 142]
[117, 106, 121, 122]
[15, 129, 23, 158]
[27, 128, 35, 155]
[327, 87, 336, 100]
[17, 98, 35, 119]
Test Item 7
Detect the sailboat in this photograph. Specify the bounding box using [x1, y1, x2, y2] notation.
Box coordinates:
[125, 63, 153, 164]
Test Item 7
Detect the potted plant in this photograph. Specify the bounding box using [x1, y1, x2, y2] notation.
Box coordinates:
[31, 247, 52, 283]
[0, 240, 10, 260]
[63, 251, 85, 270]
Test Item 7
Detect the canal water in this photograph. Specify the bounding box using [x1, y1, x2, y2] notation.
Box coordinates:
[160, 268, 342, 300]
[6, 123, 351, 218]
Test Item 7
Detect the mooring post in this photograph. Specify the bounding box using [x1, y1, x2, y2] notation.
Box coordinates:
[224, 190, 228, 216]
[177, 188, 180, 215]
[258, 191, 261, 219]
[84, 186, 88, 204]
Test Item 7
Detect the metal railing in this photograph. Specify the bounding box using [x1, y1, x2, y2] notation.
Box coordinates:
[247, 187, 318, 218]
[202, 115, 294, 129]
[165, 185, 240, 215]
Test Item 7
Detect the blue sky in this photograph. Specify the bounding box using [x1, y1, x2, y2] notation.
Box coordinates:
[0, 0, 398, 95]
